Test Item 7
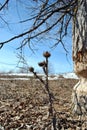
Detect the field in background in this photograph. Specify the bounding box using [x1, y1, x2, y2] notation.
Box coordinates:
[0, 74, 86, 130]
[0, 72, 78, 80]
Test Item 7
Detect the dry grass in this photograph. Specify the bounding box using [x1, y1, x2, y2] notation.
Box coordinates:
[1, 77, 86, 129]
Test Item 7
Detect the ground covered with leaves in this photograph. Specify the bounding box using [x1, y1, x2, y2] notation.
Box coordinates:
[0, 77, 87, 130]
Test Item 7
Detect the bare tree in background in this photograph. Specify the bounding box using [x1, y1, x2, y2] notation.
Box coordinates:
[0, 0, 87, 117]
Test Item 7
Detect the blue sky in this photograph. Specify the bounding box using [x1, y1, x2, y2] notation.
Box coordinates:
[0, 0, 73, 74]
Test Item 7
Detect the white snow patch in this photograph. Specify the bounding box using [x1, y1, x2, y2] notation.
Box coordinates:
[62, 73, 78, 79]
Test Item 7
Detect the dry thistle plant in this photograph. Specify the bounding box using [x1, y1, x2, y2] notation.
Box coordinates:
[29, 51, 57, 130]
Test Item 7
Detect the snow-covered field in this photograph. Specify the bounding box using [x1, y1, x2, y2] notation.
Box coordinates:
[0, 72, 78, 80]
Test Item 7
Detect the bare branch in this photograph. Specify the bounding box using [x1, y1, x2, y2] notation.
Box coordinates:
[0, 0, 9, 11]
[0, 0, 78, 50]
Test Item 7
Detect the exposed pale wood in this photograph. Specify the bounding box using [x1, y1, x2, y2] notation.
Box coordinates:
[72, 78, 87, 115]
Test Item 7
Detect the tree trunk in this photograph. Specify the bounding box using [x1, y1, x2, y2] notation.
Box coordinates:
[72, 0, 87, 116]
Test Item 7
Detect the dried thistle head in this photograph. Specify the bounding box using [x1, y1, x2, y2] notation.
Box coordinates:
[38, 61, 46, 67]
[29, 67, 34, 72]
[43, 51, 51, 58]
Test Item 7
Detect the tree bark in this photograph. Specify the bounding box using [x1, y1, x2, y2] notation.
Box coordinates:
[72, 0, 87, 116]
